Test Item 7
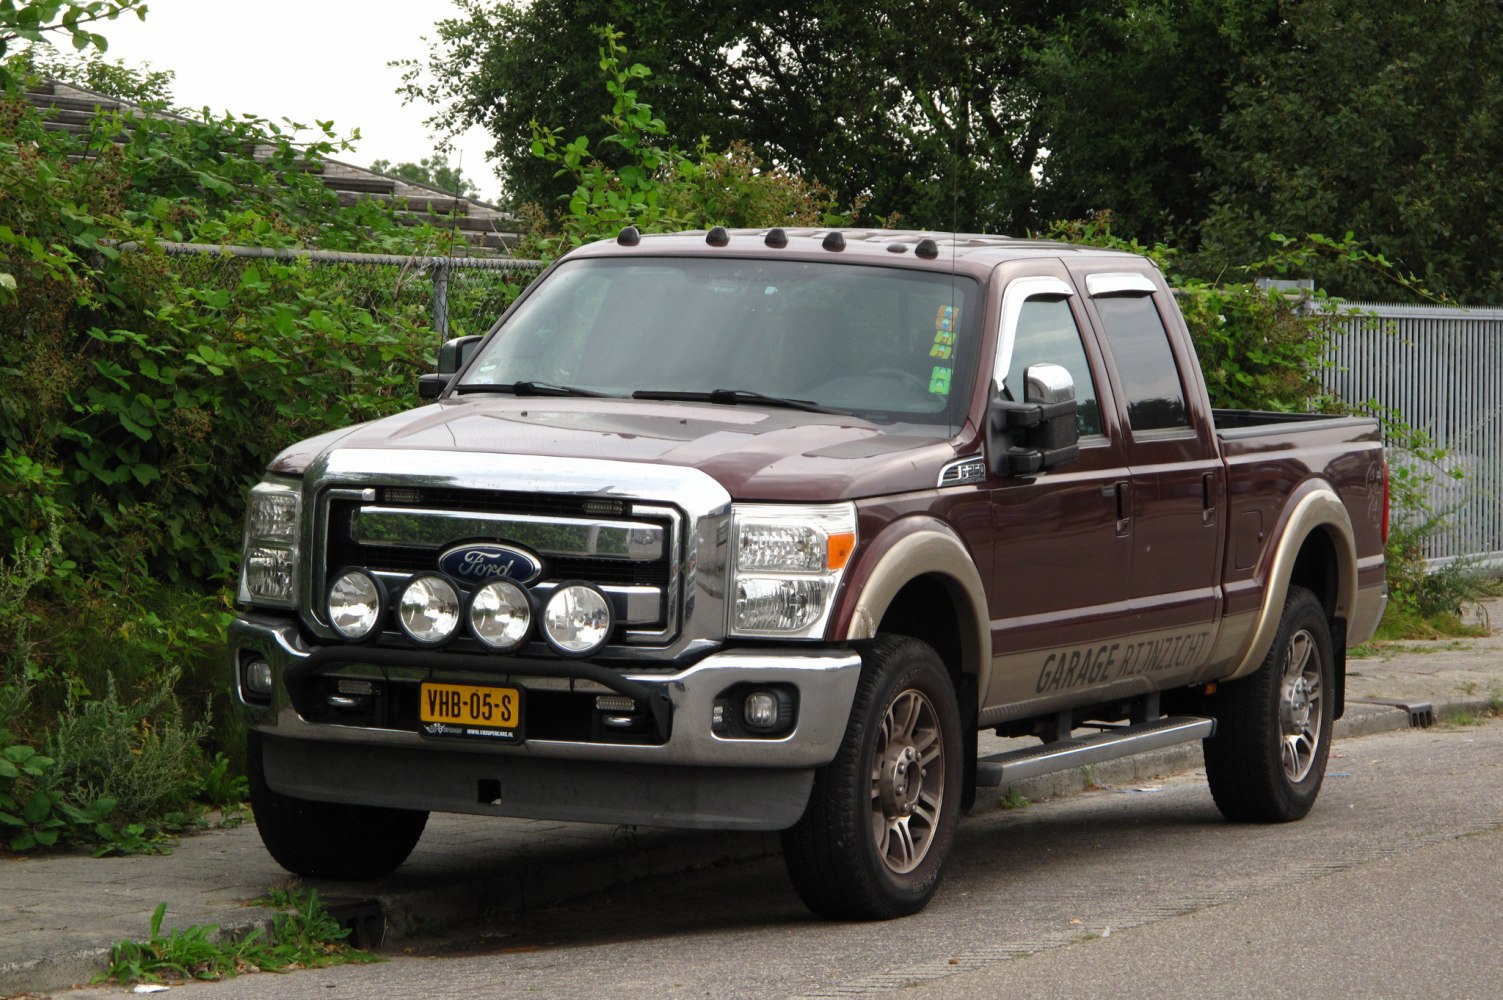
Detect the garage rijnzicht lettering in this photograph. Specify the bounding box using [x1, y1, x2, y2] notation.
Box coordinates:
[1035, 630, 1213, 694]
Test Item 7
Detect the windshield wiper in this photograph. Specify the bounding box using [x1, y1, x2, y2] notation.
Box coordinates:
[632, 388, 846, 414]
[455, 381, 610, 398]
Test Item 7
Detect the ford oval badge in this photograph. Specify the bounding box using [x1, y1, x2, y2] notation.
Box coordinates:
[438, 543, 544, 585]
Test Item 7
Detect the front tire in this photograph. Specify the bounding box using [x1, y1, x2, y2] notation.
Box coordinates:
[247, 730, 429, 880]
[1203, 586, 1335, 822]
[782, 635, 963, 920]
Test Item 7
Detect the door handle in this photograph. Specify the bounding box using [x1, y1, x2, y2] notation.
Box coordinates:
[1107, 481, 1130, 535]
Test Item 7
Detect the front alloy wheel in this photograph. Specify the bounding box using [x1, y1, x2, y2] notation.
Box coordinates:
[872, 688, 947, 875]
[783, 635, 963, 920]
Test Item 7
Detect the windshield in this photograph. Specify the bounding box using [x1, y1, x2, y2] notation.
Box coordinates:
[461, 256, 981, 431]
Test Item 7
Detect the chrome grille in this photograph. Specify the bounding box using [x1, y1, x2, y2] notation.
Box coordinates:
[315, 488, 681, 644]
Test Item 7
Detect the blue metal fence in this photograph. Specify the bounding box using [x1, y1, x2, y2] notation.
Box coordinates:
[1325, 302, 1503, 569]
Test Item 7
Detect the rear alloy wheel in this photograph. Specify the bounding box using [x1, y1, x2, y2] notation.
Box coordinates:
[783, 635, 963, 920]
[1204, 586, 1335, 822]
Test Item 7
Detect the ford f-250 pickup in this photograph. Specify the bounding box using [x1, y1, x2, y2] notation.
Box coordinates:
[230, 228, 1387, 920]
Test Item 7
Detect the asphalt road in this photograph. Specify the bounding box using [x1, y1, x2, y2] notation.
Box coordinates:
[58, 718, 1503, 1000]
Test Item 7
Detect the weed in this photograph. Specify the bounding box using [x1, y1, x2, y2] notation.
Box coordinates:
[1000, 787, 1030, 810]
[43, 674, 207, 824]
[1460, 681, 1479, 697]
[1441, 709, 1486, 728]
[193, 752, 249, 808]
[96, 888, 380, 985]
[1489, 686, 1503, 717]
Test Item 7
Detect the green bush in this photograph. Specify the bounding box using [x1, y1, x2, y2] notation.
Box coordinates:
[0, 58, 516, 847]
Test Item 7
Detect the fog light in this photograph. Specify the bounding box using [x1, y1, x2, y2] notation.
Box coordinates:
[743, 691, 780, 729]
[327, 568, 386, 640]
[468, 579, 532, 651]
[398, 574, 461, 646]
[243, 659, 273, 697]
[542, 582, 613, 657]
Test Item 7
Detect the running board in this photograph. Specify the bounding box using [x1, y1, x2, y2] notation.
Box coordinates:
[975, 716, 1216, 787]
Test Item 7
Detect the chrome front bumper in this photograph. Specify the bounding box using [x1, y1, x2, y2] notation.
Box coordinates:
[229, 613, 863, 770]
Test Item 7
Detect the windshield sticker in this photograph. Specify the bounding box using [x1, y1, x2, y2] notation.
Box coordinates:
[929, 366, 952, 395]
[929, 304, 958, 360]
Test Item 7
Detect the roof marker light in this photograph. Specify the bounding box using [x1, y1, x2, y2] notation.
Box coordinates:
[822, 231, 846, 251]
[765, 228, 788, 248]
[617, 226, 641, 246]
[706, 226, 730, 247]
[915, 238, 940, 259]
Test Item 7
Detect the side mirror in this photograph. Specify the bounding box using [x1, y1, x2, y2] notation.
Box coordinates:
[418, 334, 486, 400]
[986, 363, 1081, 476]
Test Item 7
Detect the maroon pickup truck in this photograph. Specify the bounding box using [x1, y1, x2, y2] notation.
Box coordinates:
[230, 229, 1387, 920]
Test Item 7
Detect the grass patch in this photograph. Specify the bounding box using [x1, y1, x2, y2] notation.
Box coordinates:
[1000, 787, 1030, 810]
[1372, 602, 1490, 642]
[1441, 709, 1489, 728]
[96, 888, 380, 985]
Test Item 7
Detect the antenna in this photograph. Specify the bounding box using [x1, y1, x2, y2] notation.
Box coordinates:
[448, 147, 464, 260]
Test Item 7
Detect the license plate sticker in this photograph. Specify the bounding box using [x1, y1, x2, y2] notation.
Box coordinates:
[419, 682, 524, 742]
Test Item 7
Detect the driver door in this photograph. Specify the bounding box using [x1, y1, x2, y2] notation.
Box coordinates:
[983, 263, 1137, 722]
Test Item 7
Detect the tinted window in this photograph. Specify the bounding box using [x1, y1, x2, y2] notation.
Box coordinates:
[1005, 296, 1102, 437]
[1093, 294, 1189, 431]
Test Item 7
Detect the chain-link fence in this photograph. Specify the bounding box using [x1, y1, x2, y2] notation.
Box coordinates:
[138, 241, 544, 351]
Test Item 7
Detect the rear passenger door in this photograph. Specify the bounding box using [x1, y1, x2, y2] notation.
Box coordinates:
[1079, 269, 1223, 649]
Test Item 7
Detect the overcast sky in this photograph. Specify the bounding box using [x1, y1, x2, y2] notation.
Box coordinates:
[80, 0, 502, 200]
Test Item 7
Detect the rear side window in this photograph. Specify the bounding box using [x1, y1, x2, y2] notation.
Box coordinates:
[1093, 294, 1189, 431]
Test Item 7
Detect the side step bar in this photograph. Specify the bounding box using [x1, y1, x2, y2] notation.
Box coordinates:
[975, 716, 1216, 787]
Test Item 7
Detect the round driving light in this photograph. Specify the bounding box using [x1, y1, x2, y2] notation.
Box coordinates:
[468, 579, 532, 651]
[327, 568, 386, 641]
[398, 574, 461, 646]
[542, 582, 614, 658]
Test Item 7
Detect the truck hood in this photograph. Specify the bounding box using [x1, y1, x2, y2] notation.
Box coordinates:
[268, 396, 962, 500]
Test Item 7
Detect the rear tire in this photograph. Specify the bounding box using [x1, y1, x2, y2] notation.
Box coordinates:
[1203, 586, 1334, 822]
[247, 730, 428, 879]
[782, 635, 963, 920]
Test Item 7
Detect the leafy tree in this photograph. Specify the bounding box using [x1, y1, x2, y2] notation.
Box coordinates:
[10, 47, 173, 103]
[0, 0, 147, 90]
[1197, 0, 1503, 302]
[1025, 1, 1280, 246]
[524, 28, 841, 256]
[397, 1, 1076, 231]
[370, 151, 481, 200]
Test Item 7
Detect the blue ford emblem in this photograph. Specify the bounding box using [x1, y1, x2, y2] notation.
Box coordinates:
[438, 543, 544, 584]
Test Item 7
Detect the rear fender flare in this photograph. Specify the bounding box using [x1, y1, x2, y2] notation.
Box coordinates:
[1226, 485, 1357, 682]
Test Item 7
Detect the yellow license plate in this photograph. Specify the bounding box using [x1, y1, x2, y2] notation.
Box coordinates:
[419, 682, 523, 742]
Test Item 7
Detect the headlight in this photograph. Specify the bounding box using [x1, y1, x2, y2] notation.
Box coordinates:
[237, 477, 301, 607]
[730, 503, 856, 638]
